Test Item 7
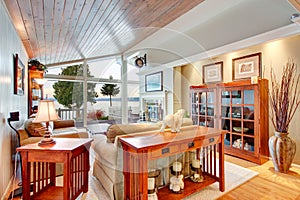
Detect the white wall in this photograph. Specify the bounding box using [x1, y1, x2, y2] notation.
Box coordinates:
[181, 34, 300, 164]
[0, 1, 28, 197]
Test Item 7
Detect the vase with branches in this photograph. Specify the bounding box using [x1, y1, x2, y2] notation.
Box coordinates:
[268, 59, 300, 173]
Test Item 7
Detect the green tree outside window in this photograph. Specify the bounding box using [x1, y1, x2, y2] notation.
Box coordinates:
[100, 75, 120, 106]
[53, 64, 98, 119]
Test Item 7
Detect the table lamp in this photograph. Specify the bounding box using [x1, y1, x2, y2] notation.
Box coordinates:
[33, 100, 59, 145]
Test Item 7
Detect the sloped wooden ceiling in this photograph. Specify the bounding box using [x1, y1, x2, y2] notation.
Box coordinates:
[4, 0, 205, 65]
[288, 0, 300, 11]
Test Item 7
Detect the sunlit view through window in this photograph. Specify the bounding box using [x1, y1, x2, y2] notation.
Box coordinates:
[43, 57, 140, 124]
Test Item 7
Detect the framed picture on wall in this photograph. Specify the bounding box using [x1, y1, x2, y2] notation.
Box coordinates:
[145, 71, 163, 92]
[232, 52, 261, 80]
[203, 61, 223, 84]
[14, 54, 25, 95]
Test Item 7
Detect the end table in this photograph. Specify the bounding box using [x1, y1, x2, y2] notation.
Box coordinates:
[17, 138, 93, 200]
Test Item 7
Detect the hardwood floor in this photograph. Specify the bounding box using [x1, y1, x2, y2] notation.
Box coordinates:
[6, 155, 300, 200]
[219, 156, 300, 200]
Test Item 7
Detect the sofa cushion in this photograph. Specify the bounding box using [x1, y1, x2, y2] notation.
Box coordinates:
[24, 118, 46, 137]
[52, 127, 79, 135]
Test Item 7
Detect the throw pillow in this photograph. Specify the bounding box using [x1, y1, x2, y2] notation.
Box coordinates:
[24, 118, 46, 137]
[53, 120, 75, 129]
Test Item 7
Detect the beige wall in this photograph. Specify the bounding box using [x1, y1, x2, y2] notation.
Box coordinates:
[0, 2, 28, 197]
[181, 34, 300, 165]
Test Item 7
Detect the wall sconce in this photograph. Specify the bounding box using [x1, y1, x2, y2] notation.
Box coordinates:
[290, 13, 300, 25]
[134, 54, 147, 68]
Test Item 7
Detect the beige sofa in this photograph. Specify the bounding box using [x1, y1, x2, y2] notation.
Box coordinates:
[18, 118, 89, 146]
[92, 118, 193, 200]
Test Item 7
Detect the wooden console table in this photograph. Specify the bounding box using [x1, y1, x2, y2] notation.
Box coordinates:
[17, 138, 93, 200]
[119, 125, 226, 200]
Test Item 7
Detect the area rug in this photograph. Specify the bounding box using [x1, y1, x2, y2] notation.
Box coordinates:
[183, 162, 258, 200]
[73, 161, 258, 200]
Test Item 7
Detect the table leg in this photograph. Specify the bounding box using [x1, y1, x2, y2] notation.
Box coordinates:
[123, 149, 148, 200]
[49, 163, 56, 186]
[219, 139, 225, 192]
[83, 149, 89, 193]
[64, 153, 71, 200]
[140, 151, 148, 200]
[20, 152, 30, 199]
[123, 148, 131, 200]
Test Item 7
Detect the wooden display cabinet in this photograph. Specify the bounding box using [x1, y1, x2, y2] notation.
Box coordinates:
[190, 79, 269, 164]
[28, 69, 44, 117]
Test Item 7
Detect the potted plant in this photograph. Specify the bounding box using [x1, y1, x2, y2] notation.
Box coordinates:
[87, 109, 108, 121]
[28, 59, 47, 72]
[268, 59, 300, 173]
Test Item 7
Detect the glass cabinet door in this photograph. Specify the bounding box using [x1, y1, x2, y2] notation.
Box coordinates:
[191, 91, 199, 125]
[191, 89, 215, 127]
[221, 88, 255, 153]
[242, 90, 255, 152]
[221, 90, 231, 147]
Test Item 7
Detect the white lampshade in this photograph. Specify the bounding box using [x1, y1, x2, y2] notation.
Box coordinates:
[33, 100, 60, 123]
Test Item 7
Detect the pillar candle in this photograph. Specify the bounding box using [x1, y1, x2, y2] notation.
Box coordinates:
[192, 159, 200, 168]
[173, 161, 182, 172]
[148, 177, 155, 190]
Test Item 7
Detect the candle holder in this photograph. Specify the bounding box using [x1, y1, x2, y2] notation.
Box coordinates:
[169, 161, 184, 193]
[190, 159, 204, 183]
[148, 169, 161, 200]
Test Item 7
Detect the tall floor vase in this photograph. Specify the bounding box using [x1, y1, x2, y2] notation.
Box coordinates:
[268, 132, 296, 173]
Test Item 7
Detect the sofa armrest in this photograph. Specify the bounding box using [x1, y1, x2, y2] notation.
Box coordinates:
[18, 129, 30, 146]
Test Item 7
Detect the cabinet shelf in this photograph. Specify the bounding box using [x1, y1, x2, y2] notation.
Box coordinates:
[157, 175, 217, 200]
[190, 79, 269, 164]
[28, 70, 44, 117]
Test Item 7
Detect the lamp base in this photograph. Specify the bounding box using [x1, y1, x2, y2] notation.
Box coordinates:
[38, 137, 56, 146]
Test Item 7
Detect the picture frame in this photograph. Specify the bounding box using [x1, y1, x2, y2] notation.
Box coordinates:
[232, 52, 261, 80]
[203, 61, 223, 84]
[14, 54, 25, 95]
[145, 71, 163, 92]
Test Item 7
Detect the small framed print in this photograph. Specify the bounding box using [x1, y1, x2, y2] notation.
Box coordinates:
[14, 54, 25, 95]
[145, 71, 163, 92]
[203, 62, 223, 84]
[232, 53, 261, 80]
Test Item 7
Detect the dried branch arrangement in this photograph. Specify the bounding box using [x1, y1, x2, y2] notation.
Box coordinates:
[269, 60, 300, 133]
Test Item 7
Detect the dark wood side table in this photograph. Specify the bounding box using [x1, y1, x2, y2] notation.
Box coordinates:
[17, 138, 93, 200]
[119, 125, 226, 200]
